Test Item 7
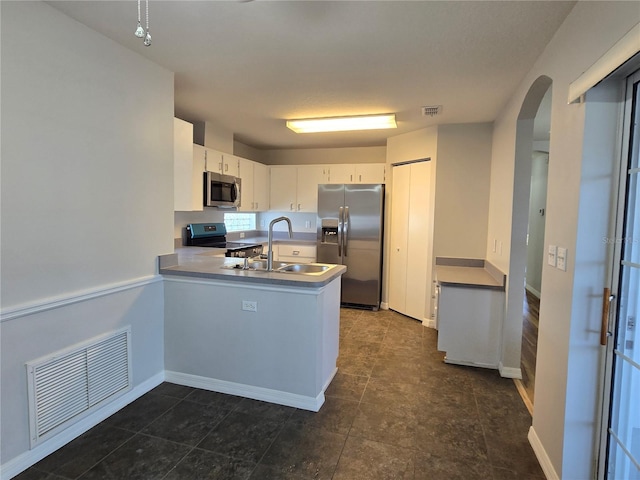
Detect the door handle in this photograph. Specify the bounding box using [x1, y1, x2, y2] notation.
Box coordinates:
[344, 206, 350, 257]
[601, 287, 615, 346]
[338, 206, 344, 257]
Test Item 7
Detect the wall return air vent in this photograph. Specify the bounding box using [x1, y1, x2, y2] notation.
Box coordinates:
[26, 327, 132, 447]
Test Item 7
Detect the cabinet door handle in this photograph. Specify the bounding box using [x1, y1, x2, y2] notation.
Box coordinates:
[255, 202, 258, 209]
[225, 163, 228, 172]
[293, 251, 300, 255]
[359, 174, 362, 182]
[297, 203, 301, 211]
[218, 162, 222, 172]
[290, 203, 294, 211]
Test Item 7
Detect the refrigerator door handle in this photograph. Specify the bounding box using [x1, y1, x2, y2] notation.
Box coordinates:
[338, 206, 344, 257]
[344, 206, 350, 257]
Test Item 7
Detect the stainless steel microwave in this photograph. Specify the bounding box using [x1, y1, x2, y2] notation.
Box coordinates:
[203, 171, 241, 208]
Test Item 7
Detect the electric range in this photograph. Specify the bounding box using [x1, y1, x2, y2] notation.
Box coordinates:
[185, 223, 263, 258]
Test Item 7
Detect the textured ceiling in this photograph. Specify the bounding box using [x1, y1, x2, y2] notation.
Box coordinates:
[48, 1, 574, 150]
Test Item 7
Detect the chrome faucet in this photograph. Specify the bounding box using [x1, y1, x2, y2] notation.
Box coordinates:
[268, 216, 293, 271]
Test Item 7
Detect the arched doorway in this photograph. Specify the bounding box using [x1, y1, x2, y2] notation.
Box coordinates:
[504, 75, 552, 411]
[519, 88, 552, 411]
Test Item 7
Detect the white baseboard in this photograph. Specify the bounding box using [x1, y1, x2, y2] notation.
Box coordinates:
[1, 372, 165, 480]
[165, 371, 327, 412]
[499, 362, 523, 379]
[444, 357, 498, 369]
[528, 425, 559, 480]
[422, 318, 436, 329]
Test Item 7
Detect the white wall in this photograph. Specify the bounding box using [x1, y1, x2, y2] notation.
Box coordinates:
[433, 123, 492, 260]
[1, 1, 173, 472]
[485, 2, 640, 478]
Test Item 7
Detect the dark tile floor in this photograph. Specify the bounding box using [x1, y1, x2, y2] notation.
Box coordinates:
[17, 308, 544, 479]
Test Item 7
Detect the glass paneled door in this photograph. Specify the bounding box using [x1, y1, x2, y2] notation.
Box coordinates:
[601, 69, 640, 479]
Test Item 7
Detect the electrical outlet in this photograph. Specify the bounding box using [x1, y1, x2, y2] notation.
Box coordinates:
[305, 221, 311, 229]
[242, 300, 257, 312]
[239, 232, 245, 238]
[548, 245, 557, 267]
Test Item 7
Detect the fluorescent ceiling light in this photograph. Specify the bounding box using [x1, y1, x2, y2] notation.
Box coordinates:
[286, 114, 397, 133]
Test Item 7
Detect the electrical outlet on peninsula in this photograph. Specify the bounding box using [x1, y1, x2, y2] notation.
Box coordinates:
[242, 300, 258, 312]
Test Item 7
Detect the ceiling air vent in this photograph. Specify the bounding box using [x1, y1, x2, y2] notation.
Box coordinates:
[421, 105, 442, 117]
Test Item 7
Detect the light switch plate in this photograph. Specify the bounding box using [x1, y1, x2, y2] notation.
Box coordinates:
[548, 245, 557, 267]
[557, 247, 567, 271]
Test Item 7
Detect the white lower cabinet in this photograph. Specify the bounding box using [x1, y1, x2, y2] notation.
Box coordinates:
[276, 244, 317, 263]
[164, 276, 341, 411]
[436, 284, 504, 368]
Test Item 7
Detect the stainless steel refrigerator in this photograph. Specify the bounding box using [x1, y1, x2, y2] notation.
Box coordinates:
[317, 184, 384, 309]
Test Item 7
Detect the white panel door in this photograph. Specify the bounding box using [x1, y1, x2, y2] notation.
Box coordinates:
[388, 164, 410, 313]
[405, 161, 431, 319]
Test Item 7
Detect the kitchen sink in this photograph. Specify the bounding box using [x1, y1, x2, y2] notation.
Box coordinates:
[277, 264, 331, 274]
[221, 261, 333, 276]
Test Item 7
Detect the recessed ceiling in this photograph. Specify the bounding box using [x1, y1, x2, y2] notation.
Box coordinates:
[47, 1, 576, 150]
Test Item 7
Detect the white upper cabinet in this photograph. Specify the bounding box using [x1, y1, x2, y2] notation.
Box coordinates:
[237, 157, 254, 212]
[324, 164, 352, 184]
[322, 164, 386, 184]
[269, 165, 324, 212]
[173, 118, 204, 212]
[174, 118, 194, 211]
[355, 163, 386, 184]
[296, 165, 325, 212]
[253, 162, 269, 212]
[237, 157, 269, 212]
[205, 148, 239, 177]
[189, 144, 206, 211]
[269, 166, 298, 211]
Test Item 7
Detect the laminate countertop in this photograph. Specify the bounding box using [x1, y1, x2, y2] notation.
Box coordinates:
[159, 248, 345, 288]
[435, 258, 506, 291]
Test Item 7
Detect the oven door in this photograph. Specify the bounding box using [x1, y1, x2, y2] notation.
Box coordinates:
[204, 171, 241, 208]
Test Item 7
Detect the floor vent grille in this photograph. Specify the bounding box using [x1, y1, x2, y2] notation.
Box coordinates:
[26, 327, 131, 447]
